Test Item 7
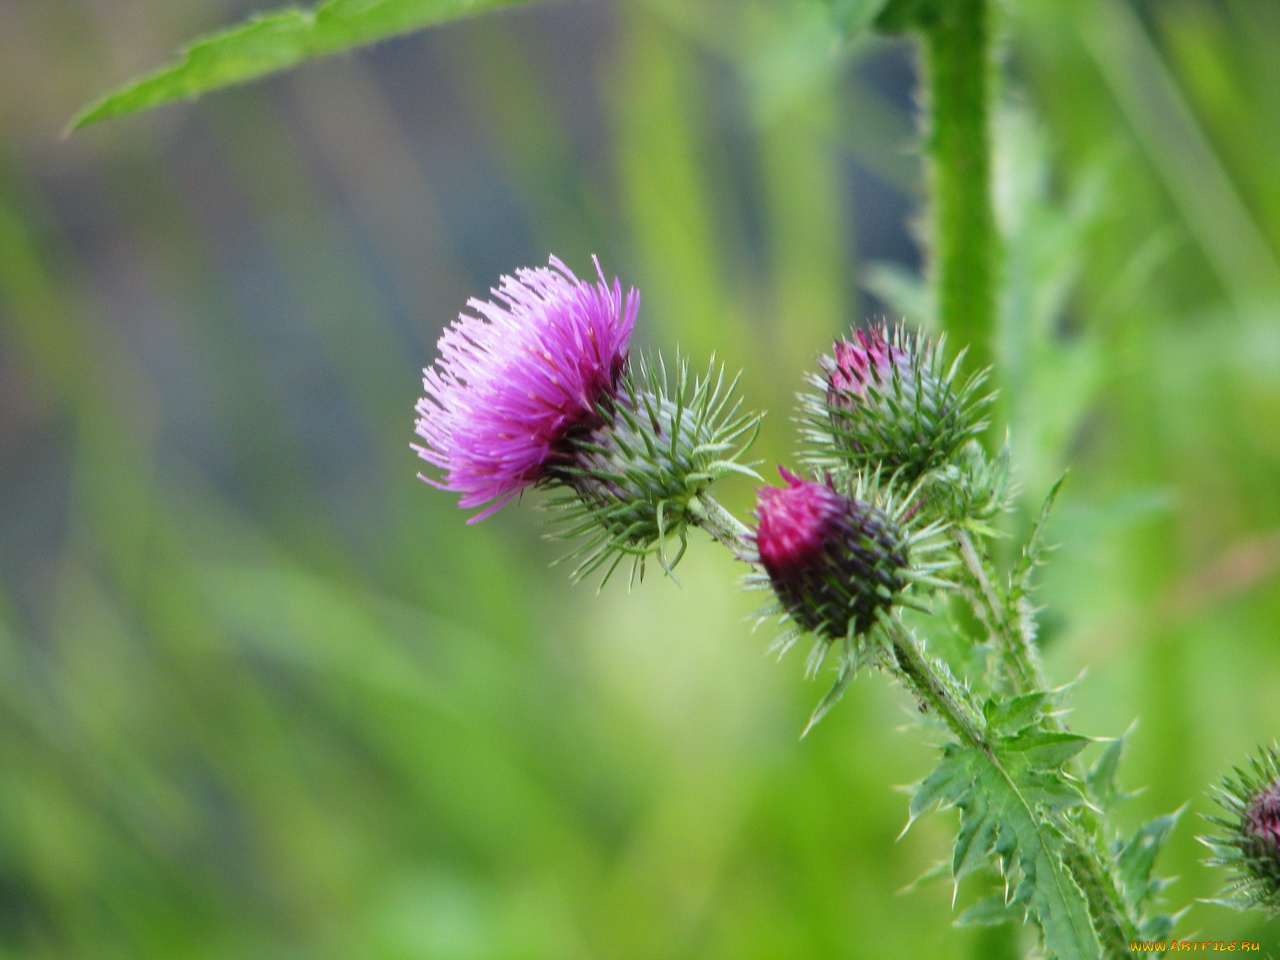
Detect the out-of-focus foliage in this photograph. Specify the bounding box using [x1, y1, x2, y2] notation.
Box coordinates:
[72, 0, 543, 129]
[2, 0, 1279, 957]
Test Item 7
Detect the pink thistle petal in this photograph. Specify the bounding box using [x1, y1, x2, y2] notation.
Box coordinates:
[414, 256, 638, 519]
[827, 327, 910, 400]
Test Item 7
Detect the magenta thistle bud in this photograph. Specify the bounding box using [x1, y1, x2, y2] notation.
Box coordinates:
[801, 322, 990, 485]
[1202, 743, 1280, 916]
[754, 467, 910, 643]
[826, 327, 910, 401]
[414, 255, 637, 521]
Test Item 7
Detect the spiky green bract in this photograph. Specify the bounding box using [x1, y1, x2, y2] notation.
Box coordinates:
[799, 323, 991, 487]
[922, 439, 1011, 530]
[543, 355, 760, 586]
[746, 469, 951, 728]
[1202, 743, 1280, 917]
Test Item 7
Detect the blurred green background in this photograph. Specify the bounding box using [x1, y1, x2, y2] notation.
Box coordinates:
[3, 0, 1280, 956]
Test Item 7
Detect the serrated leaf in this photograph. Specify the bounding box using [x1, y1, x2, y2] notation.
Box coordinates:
[1003, 730, 1092, 770]
[73, 0, 541, 129]
[1085, 733, 1128, 809]
[912, 743, 1102, 958]
[956, 893, 1017, 927]
[1118, 810, 1182, 908]
[898, 858, 951, 893]
[984, 690, 1052, 734]
[1011, 472, 1067, 599]
[1019, 769, 1088, 812]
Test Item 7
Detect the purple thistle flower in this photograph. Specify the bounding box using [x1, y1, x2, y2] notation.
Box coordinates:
[754, 467, 908, 641]
[414, 256, 638, 521]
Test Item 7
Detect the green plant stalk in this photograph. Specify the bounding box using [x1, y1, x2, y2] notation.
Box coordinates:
[692, 498, 988, 746]
[955, 528, 1140, 950]
[689, 494, 755, 559]
[922, 0, 999, 383]
[883, 619, 987, 747]
[953, 528, 1039, 692]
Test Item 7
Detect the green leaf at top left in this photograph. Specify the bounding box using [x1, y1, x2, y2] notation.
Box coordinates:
[71, 0, 543, 130]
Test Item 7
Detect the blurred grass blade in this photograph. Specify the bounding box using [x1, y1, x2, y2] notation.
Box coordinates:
[71, 0, 542, 129]
[818, 0, 892, 38]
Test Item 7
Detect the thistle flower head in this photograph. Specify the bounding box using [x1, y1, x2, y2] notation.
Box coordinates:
[749, 467, 950, 730]
[754, 467, 910, 643]
[801, 322, 990, 486]
[414, 255, 637, 521]
[545, 355, 760, 584]
[826, 327, 910, 401]
[1202, 743, 1280, 916]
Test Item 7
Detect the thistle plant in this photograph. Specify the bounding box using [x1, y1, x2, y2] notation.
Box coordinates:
[413, 259, 1198, 956]
[801, 324, 990, 485]
[74, 0, 1279, 955]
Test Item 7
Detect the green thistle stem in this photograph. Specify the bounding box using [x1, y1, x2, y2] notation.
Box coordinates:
[954, 528, 1043, 693]
[884, 619, 986, 748]
[923, 0, 999, 382]
[689, 494, 754, 559]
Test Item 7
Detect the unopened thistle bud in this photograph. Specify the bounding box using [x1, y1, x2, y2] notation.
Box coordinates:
[801, 323, 990, 485]
[754, 468, 910, 644]
[1202, 744, 1280, 916]
[750, 468, 947, 728]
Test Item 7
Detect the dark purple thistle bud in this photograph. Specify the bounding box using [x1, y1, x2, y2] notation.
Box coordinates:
[754, 468, 909, 642]
[1203, 744, 1280, 916]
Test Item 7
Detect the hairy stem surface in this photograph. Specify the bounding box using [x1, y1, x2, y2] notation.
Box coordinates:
[690, 494, 754, 559]
[923, 0, 999, 381]
[885, 619, 986, 748]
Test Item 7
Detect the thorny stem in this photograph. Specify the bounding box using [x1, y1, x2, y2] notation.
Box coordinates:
[690, 488, 1140, 950]
[954, 527, 1043, 694]
[923, 1, 1137, 937]
[883, 619, 986, 748]
[689, 494, 754, 560]
[955, 526, 1140, 950]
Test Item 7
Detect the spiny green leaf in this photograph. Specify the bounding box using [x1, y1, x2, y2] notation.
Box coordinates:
[1011, 472, 1067, 599]
[983, 690, 1052, 734]
[1084, 730, 1133, 810]
[912, 742, 1102, 958]
[955, 893, 1016, 927]
[1003, 729, 1092, 770]
[1118, 809, 1183, 909]
[72, 0, 542, 129]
